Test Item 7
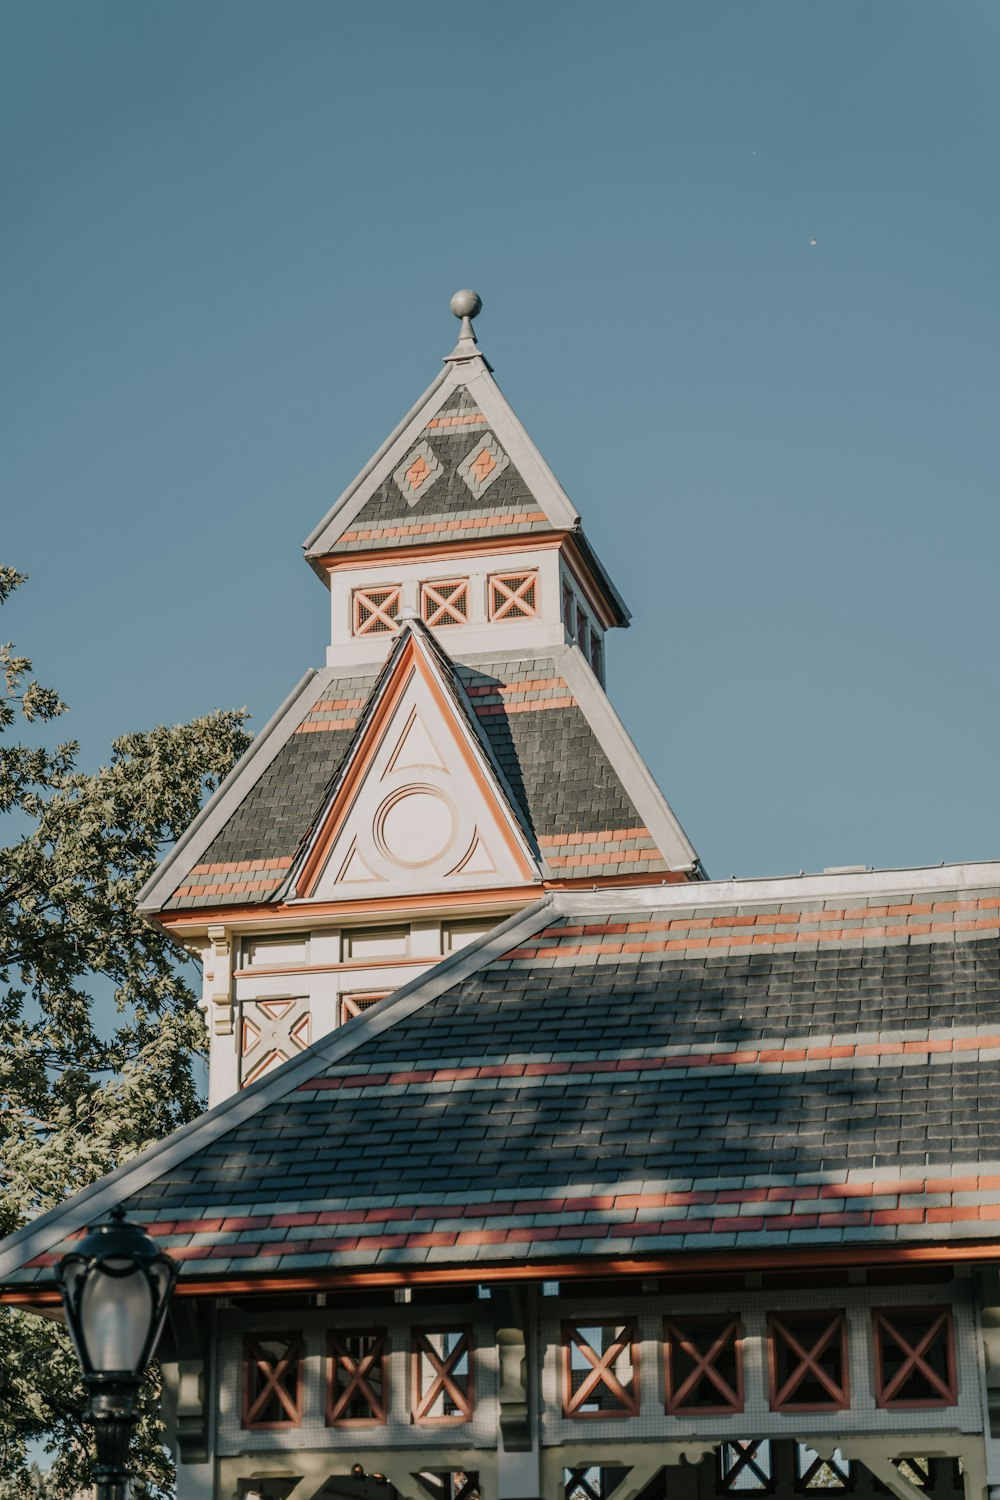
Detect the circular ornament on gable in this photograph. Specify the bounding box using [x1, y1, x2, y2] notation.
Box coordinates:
[374, 784, 457, 868]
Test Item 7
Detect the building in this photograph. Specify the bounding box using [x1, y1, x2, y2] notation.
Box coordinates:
[2, 294, 1000, 1500]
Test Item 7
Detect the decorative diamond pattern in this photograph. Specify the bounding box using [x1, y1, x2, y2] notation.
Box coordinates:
[393, 441, 443, 507]
[457, 432, 510, 499]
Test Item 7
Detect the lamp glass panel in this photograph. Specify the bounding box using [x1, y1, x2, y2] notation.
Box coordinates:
[79, 1259, 154, 1374]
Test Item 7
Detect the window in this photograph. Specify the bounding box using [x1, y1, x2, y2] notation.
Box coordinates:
[564, 1470, 633, 1500]
[417, 1474, 481, 1500]
[767, 1311, 848, 1412]
[412, 1328, 474, 1424]
[242, 1334, 303, 1429]
[327, 1329, 387, 1425]
[718, 1442, 774, 1494]
[353, 585, 401, 636]
[442, 918, 497, 953]
[589, 627, 604, 679]
[664, 1315, 743, 1416]
[562, 581, 575, 633]
[344, 926, 408, 961]
[421, 578, 470, 627]
[562, 1321, 639, 1418]
[340, 990, 390, 1024]
[488, 570, 538, 622]
[872, 1308, 957, 1409]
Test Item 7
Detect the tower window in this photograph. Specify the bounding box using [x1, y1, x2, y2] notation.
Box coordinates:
[353, 585, 401, 636]
[489, 571, 539, 622]
[421, 578, 470, 627]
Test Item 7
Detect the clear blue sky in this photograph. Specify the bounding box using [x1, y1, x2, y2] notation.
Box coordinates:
[3, 1, 998, 880]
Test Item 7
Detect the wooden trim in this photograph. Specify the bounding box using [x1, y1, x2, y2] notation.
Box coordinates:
[872, 1306, 957, 1409]
[11, 1238, 1000, 1308]
[487, 569, 540, 622]
[767, 1310, 849, 1413]
[156, 885, 539, 933]
[561, 1319, 639, 1420]
[410, 1327, 474, 1425]
[664, 1314, 744, 1417]
[561, 535, 623, 630]
[717, 1441, 775, 1496]
[296, 638, 536, 898]
[317, 532, 570, 572]
[233, 956, 431, 980]
[326, 1328, 388, 1426]
[352, 584, 401, 637]
[241, 1332, 303, 1429]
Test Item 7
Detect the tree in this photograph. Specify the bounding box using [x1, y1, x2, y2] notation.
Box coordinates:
[0, 567, 252, 1498]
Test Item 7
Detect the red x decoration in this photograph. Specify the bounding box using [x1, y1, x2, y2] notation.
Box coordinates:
[873, 1308, 957, 1408]
[327, 1330, 387, 1425]
[664, 1315, 744, 1415]
[242, 1334, 303, 1429]
[489, 571, 538, 621]
[421, 579, 469, 628]
[353, 585, 401, 636]
[411, 1329, 474, 1424]
[562, 1322, 640, 1419]
[768, 1312, 849, 1412]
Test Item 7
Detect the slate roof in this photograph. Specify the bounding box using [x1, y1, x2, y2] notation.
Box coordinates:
[148, 628, 694, 913]
[329, 385, 552, 555]
[6, 867, 1000, 1291]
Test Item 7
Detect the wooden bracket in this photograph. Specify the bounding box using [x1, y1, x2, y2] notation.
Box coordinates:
[207, 924, 233, 1036]
[493, 1287, 531, 1451]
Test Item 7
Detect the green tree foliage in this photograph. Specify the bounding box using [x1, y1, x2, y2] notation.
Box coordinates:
[0, 568, 251, 1498]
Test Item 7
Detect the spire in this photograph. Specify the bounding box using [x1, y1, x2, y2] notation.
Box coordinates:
[444, 288, 484, 364]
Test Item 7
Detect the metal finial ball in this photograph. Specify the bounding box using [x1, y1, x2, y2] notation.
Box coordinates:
[450, 289, 482, 321]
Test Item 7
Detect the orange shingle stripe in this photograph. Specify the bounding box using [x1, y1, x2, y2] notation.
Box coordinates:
[547, 849, 664, 870]
[475, 696, 576, 718]
[425, 411, 486, 429]
[174, 878, 284, 898]
[294, 717, 358, 734]
[467, 679, 568, 698]
[47, 1166, 1000, 1272]
[190, 858, 294, 876]
[339, 511, 548, 544]
[310, 698, 367, 712]
[539, 828, 653, 847]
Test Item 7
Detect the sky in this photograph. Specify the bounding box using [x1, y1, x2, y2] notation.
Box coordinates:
[2, 0, 999, 882]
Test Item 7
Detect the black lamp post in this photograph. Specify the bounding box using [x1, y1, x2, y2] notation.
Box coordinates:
[55, 1206, 178, 1500]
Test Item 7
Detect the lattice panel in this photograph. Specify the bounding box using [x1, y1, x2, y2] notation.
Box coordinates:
[353, 585, 402, 636]
[327, 1330, 387, 1426]
[768, 1312, 849, 1413]
[421, 579, 470, 628]
[873, 1308, 957, 1410]
[563, 1322, 640, 1419]
[340, 990, 391, 1025]
[664, 1315, 744, 1416]
[488, 570, 538, 621]
[411, 1328, 474, 1424]
[242, 1334, 303, 1429]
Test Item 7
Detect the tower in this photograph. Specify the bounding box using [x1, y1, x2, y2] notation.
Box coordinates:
[138, 292, 701, 1103]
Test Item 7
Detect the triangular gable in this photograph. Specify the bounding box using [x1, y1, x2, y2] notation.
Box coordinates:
[303, 353, 580, 563]
[290, 626, 542, 900]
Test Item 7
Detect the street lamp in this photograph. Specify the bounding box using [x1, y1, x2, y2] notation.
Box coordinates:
[56, 1206, 178, 1500]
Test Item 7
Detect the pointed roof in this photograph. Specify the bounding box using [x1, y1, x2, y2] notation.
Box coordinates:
[303, 293, 628, 625]
[139, 624, 699, 916]
[7, 863, 1000, 1294]
[284, 621, 543, 899]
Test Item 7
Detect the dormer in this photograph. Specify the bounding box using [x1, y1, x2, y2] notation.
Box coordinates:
[303, 291, 629, 677]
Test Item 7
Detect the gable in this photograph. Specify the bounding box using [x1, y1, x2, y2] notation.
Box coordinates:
[304, 360, 580, 565]
[293, 633, 541, 899]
